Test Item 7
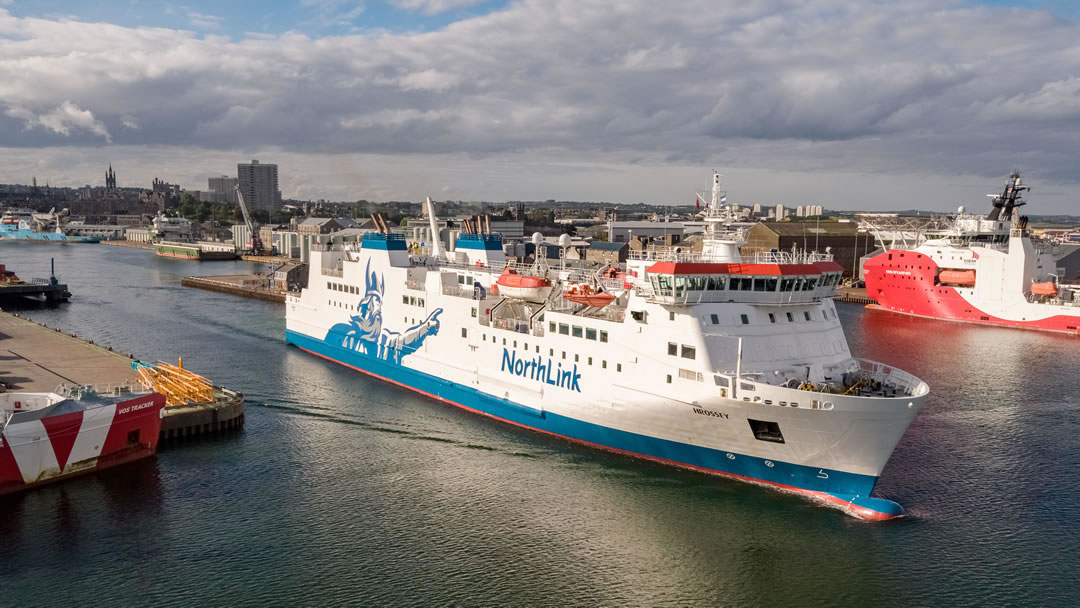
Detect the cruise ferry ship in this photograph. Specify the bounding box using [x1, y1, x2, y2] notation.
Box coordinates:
[864, 172, 1080, 334]
[0, 210, 100, 243]
[286, 174, 930, 520]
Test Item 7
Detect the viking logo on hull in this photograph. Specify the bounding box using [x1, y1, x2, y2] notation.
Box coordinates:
[326, 260, 443, 364]
[501, 348, 582, 392]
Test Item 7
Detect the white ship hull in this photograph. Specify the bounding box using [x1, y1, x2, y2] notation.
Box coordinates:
[286, 227, 929, 520]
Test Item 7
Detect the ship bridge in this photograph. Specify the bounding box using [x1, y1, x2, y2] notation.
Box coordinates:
[641, 253, 843, 306]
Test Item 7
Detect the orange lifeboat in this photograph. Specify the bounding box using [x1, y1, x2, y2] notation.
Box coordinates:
[563, 283, 616, 307]
[495, 268, 552, 302]
[938, 269, 976, 286]
[1031, 281, 1058, 296]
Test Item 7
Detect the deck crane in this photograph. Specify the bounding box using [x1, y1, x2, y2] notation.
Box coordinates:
[234, 185, 264, 254]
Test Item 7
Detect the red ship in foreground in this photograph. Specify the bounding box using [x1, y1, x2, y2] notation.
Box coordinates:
[864, 172, 1080, 334]
[0, 387, 165, 495]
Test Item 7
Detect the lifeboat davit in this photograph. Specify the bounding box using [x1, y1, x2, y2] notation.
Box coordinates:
[563, 283, 616, 307]
[1031, 281, 1058, 296]
[495, 268, 552, 302]
[938, 269, 976, 286]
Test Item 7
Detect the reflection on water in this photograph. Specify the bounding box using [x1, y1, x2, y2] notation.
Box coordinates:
[1, 244, 1078, 606]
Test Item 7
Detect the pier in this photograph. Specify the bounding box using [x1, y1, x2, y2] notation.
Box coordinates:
[99, 239, 153, 250]
[181, 275, 287, 303]
[835, 286, 875, 304]
[0, 311, 244, 443]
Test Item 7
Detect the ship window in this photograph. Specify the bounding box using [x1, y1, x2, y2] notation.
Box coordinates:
[768, 313, 776, 323]
[804, 311, 811, 321]
[403, 295, 409, 304]
[740, 314, 749, 324]
[559, 323, 569, 335]
[670, 311, 676, 321]
[458, 275, 465, 284]
[805, 278, 818, 290]
[588, 357, 592, 365]
[550, 349, 554, 356]
[586, 328, 597, 340]
[327, 282, 331, 289]
[748, 419, 785, 443]
[754, 278, 768, 291]
[668, 342, 678, 356]
[549, 321, 556, 333]
[572, 326, 583, 338]
[689, 276, 707, 291]
[710, 314, 719, 324]
[483, 333, 486, 340]
[714, 375, 729, 387]
[766, 278, 778, 291]
[780, 278, 794, 291]
[575, 354, 579, 362]
[127, 429, 140, 445]
[562, 351, 566, 359]
[600, 331, 608, 343]
[514, 341, 517, 348]
[666, 374, 672, 384]
[471, 307, 477, 318]
[786, 312, 794, 322]
[681, 345, 695, 360]
[461, 328, 468, 338]
[502, 338, 506, 345]
[617, 363, 622, 372]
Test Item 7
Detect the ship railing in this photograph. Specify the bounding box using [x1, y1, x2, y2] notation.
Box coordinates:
[547, 298, 627, 323]
[628, 248, 702, 262]
[27, 278, 52, 285]
[320, 266, 344, 278]
[490, 318, 531, 334]
[747, 250, 834, 264]
[855, 359, 928, 397]
[405, 280, 426, 291]
[56, 382, 153, 398]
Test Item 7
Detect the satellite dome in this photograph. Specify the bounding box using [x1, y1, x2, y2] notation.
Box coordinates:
[558, 234, 572, 247]
[531, 232, 544, 245]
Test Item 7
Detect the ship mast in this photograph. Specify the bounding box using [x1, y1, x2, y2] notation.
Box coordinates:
[987, 170, 1028, 222]
[699, 171, 744, 262]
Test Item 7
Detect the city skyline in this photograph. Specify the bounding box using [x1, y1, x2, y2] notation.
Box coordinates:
[2, 1, 1080, 212]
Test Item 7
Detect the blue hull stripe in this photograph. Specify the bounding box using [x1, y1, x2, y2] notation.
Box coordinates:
[287, 329, 897, 517]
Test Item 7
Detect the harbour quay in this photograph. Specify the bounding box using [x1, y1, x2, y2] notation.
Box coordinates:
[0, 310, 244, 443]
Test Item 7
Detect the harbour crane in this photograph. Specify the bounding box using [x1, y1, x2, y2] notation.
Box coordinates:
[234, 186, 264, 255]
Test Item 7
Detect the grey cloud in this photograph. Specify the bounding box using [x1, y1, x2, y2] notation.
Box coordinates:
[0, 2, 1078, 210]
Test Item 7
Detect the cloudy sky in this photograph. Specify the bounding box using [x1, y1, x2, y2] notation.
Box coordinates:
[1, 0, 1078, 212]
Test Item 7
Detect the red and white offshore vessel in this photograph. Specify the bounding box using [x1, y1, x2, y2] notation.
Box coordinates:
[0, 386, 165, 495]
[864, 172, 1080, 334]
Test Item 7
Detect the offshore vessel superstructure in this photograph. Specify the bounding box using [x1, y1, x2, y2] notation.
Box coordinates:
[285, 173, 930, 520]
[864, 172, 1080, 334]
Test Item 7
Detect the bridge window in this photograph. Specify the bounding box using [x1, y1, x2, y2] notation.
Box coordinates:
[681, 345, 695, 360]
[780, 278, 795, 291]
[688, 276, 707, 291]
[740, 314, 749, 324]
[768, 313, 776, 323]
[668, 342, 678, 356]
[804, 311, 811, 321]
[559, 323, 569, 335]
[765, 278, 778, 291]
[600, 331, 608, 343]
[710, 314, 719, 324]
[572, 326, 583, 338]
[586, 328, 597, 340]
[786, 312, 794, 322]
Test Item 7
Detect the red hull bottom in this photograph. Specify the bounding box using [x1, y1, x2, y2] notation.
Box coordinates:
[0, 443, 157, 497]
[866, 303, 1080, 336]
